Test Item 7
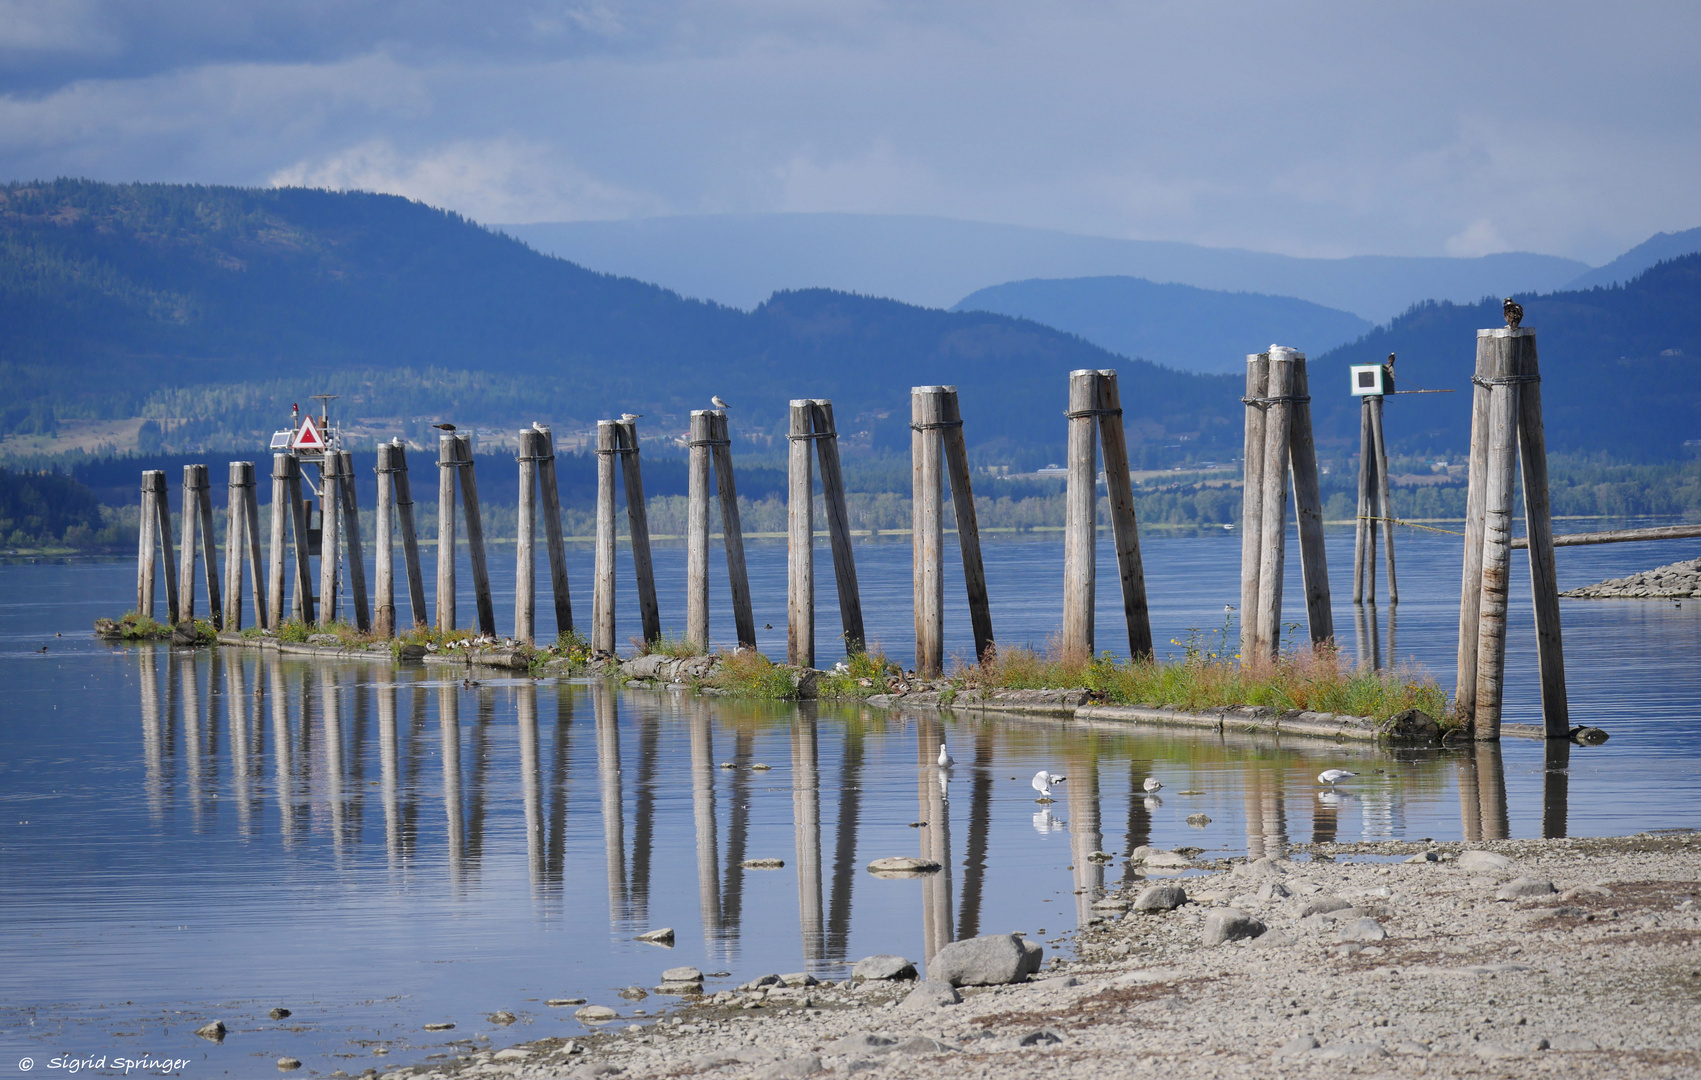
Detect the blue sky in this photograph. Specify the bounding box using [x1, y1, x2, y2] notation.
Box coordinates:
[2, 1, 1697, 263]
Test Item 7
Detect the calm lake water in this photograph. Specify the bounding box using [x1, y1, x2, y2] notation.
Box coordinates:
[3, 524, 1700, 1077]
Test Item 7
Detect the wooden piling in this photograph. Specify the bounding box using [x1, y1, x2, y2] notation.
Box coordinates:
[912, 387, 945, 677]
[516, 429, 539, 644]
[224, 463, 246, 631]
[191, 464, 221, 629]
[337, 450, 370, 633]
[787, 400, 815, 668]
[686, 411, 712, 651]
[1369, 393, 1398, 604]
[242, 463, 266, 630]
[709, 411, 756, 649]
[455, 434, 497, 637]
[374, 444, 397, 638]
[318, 453, 341, 626]
[288, 457, 313, 625]
[534, 426, 574, 636]
[616, 419, 661, 646]
[940, 387, 994, 662]
[1513, 331, 1569, 737]
[813, 400, 865, 657]
[267, 456, 290, 628]
[1353, 398, 1373, 604]
[390, 442, 427, 629]
[138, 471, 161, 618]
[1473, 334, 1522, 739]
[1253, 349, 1296, 660]
[1063, 370, 1098, 657]
[1286, 353, 1333, 645]
[436, 433, 457, 631]
[593, 421, 618, 654]
[178, 466, 200, 623]
[1455, 335, 1496, 721]
[1239, 354, 1268, 658]
[1096, 371, 1153, 659]
[151, 470, 180, 624]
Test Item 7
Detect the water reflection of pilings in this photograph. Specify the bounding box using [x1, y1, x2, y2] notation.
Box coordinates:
[1121, 758, 1153, 885]
[826, 719, 864, 962]
[181, 653, 205, 830]
[225, 652, 257, 838]
[1459, 740, 1508, 841]
[956, 729, 994, 939]
[1543, 739, 1570, 839]
[690, 700, 726, 956]
[546, 689, 573, 891]
[793, 709, 824, 965]
[721, 728, 754, 948]
[439, 682, 465, 887]
[139, 648, 166, 824]
[630, 707, 658, 926]
[917, 716, 952, 966]
[378, 667, 401, 869]
[323, 668, 345, 850]
[1065, 745, 1102, 928]
[518, 683, 543, 889]
[1244, 766, 1287, 860]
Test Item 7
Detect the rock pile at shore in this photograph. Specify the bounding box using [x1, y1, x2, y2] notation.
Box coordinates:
[1562, 556, 1701, 598]
[383, 833, 1701, 1080]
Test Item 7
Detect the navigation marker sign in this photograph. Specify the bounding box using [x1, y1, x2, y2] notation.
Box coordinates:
[293, 415, 325, 450]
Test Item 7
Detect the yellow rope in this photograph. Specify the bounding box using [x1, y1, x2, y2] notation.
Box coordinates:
[1357, 514, 1468, 537]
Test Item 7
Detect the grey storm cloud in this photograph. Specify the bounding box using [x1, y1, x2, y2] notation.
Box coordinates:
[1, 1, 1699, 263]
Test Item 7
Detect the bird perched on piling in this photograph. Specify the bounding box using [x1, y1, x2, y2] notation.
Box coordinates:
[1143, 776, 1163, 793]
[620, 412, 642, 422]
[432, 422, 456, 432]
[1503, 298, 1524, 329]
[1317, 769, 1357, 787]
[1032, 770, 1067, 800]
[712, 396, 730, 410]
[938, 743, 954, 768]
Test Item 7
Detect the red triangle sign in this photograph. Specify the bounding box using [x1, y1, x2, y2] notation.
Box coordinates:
[292, 415, 324, 449]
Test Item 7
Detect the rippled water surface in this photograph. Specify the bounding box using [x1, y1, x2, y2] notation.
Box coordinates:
[3, 524, 1699, 1076]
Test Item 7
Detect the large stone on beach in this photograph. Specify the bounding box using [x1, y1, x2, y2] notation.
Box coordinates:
[662, 966, 703, 983]
[824, 1033, 898, 1056]
[1338, 917, 1389, 942]
[931, 933, 1033, 986]
[1133, 884, 1189, 912]
[900, 981, 962, 1010]
[1019, 937, 1044, 977]
[852, 954, 917, 982]
[1296, 895, 1354, 918]
[1458, 850, 1514, 872]
[1496, 876, 1558, 900]
[1202, 907, 1266, 945]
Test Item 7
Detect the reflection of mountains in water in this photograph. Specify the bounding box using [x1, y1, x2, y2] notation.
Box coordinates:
[133, 646, 1563, 975]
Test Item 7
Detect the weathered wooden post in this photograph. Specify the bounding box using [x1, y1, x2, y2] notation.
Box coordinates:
[533, 425, 574, 636]
[374, 443, 397, 637]
[318, 453, 341, 626]
[267, 456, 290, 628]
[1455, 337, 1495, 720]
[912, 387, 945, 676]
[812, 400, 864, 657]
[390, 441, 426, 629]
[1095, 372, 1153, 659]
[1472, 334, 1522, 738]
[787, 400, 814, 666]
[940, 388, 995, 662]
[515, 429, 539, 644]
[686, 411, 713, 650]
[1369, 395, 1398, 604]
[1287, 353, 1333, 645]
[1515, 335, 1569, 737]
[455, 434, 497, 637]
[336, 450, 370, 633]
[288, 456, 313, 624]
[616, 419, 661, 646]
[1239, 354, 1268, 658]
[177, 466, 198, 623]
[709, 411, 756, 648]
[436, 432, 457, 631]
[241, 463, 266, 630]
[193, 464, 221, 629]
[224, 463, 246, 631]
[1252, 350, 1296, 660]
[138, 471, 161, 618]
[1062, 370, 1098, 656]
[592, 420, 618, 653]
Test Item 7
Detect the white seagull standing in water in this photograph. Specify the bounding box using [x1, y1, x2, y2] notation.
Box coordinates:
[937, 743, 954, 768]
[1143, 777, 1163, 793]
[1317, 769, 1358, 787]
[1032, 770, 1067, 799]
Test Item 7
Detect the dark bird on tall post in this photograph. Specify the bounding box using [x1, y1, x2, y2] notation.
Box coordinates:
[431, 422, 457, 432]
[1503, 298, 1524, 329]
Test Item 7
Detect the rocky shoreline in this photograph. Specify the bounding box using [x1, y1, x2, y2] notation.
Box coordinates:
[1562, 556, 1701, 599]
[369, 832, 1701, 1080]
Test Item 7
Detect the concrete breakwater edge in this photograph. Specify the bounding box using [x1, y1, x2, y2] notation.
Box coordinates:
[372, 833, 1701, 1080]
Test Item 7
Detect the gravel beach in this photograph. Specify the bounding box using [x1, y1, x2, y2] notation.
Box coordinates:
[380, 831, 1701, 1080]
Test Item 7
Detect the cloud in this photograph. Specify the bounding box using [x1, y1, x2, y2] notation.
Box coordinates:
[268, 138, 663, 223]
[1445, 219, 1511, 258]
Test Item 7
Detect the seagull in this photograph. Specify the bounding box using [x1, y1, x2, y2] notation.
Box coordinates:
[937, 743, 954, 768]
[712, 396, 730, 410]
[1317, 769, 1357, 787]
[1032, 770, 1067, 799]
[432, 422, 456, 432]
[1143, 777, 1163, 793]
[1503, 297, 1524, 329]
[620, 413, 642, 422]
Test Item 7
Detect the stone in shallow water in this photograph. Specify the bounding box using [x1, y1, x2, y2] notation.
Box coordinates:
[277, 1058, 302, 1071]
[634, 927, 674, 946]
[662, 966, 704, 983]
[268, 1007, 292, 1020]
[575, 1005, 618, 1022]
[930, 933, 1031, 986]
[194, 1020, 226, 1042]
[487, 1010, 517, 1025]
